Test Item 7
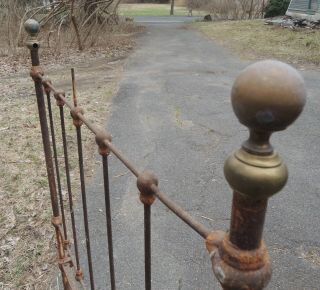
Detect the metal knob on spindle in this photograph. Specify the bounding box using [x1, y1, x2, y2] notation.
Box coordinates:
[208, 60, 306, 290]
[24, 19, 40, 50]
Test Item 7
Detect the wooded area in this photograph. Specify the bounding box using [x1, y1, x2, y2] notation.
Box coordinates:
[0, 0, 126, 55]
[186, 0, 268, 19]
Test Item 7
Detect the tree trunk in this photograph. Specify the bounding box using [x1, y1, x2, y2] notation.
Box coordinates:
[248, 0, 254, 19]
[170, 0, 175, 15]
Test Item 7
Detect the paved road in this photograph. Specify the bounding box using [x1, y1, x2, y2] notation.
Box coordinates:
[76, 21, 320, 289]
[133, 16, 202, 23]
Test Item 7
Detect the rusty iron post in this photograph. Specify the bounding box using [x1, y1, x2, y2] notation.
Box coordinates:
[137, 171, 158, 290]
[206, 60, 306, 290]
[25, 19, 72, 290]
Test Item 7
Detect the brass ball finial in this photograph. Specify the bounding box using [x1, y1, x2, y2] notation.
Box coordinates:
[231, 60, 306, 132]
[224, 60, 306, 200]
[24, 19, 40, 37]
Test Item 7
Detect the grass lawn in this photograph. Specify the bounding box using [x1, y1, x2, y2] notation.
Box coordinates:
[193, 20, 320, 66]
[119, 3, 205, 17]
[0, 24, 138, 289]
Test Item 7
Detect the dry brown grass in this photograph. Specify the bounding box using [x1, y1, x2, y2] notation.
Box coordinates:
[0, 22, 141, 289]
[193, 20, 320, 66]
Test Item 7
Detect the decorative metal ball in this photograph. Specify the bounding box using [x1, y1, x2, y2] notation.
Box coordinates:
[137, 171, 158, 196]
[231, 60, 306, 132]
[24, 19, 40, 36]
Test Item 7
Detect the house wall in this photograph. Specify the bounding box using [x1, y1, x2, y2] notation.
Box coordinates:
[286, 11, 320, 20]
[286, 0, 320, 20]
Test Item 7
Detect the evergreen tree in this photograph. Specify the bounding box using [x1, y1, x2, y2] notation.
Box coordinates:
[264, 0, 290, 18]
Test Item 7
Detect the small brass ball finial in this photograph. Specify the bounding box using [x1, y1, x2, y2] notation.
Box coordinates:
[24, 19, 40, 37]
[231, 60, 306, 132]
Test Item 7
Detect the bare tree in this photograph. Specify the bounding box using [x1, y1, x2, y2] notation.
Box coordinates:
[186, 0, 266, 20]
[0, 0, 127, 57]
[170, 0, 175, 15]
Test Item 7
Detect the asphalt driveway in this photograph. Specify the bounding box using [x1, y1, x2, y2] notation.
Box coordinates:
[76, 20, 320, 290]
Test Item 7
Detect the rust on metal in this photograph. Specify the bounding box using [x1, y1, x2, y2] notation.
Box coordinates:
[75, 268, 84, 281]
[71, 107, 84, 128]
[26, 17, 309, 290]
[229, 193, 268, 250]
[95, 128, 112, 156]
[52, 216, 63, 227]
[30, 65, 44, 80]
[43, 78, 52, 94]
[59, 105, 82, 277]
[26, 19, 82, 290]
[137, 171, 158, 290]
[46, 90, 68, 240]
[209, 60, 306, 290]
[205, 230, 225, 254]
[137, 171, 158, 206]
[71, 68, 78, 107]
[218, 236, 269, 271]
[54, 91, 66, 107]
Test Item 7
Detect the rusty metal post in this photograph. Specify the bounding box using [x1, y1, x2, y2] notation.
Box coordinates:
[25, 19, 71, 290]
[96, 129, 116, 290]
[137, 171, 158, 290]
[206, 60, 306, 290]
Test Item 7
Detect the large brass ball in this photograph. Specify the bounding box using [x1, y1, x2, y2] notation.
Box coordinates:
[231, 60, 306, 132]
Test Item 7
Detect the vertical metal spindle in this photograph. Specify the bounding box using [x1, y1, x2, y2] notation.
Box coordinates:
[76, 126, 95, 290]
[71, 68, 95, 290]
[137, 171, 158, 290]
[46, 90, 68, 239]
[59, 105, 82, 278]
[144, 204, 151, 290]
[71, 68, 78, 107]
[102, 154, 116, 290]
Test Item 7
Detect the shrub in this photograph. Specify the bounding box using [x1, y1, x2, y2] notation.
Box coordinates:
[264, 0, 290, 18]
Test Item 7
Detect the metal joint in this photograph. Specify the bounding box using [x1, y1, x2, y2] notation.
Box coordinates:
[70, 107, 84, 128]
[137, 171, 158, 205]
[95, 128, 112, 156]
[52, 216, 62, 228]
[75, 269, 84, 281]
[54, 91, 66, 107]
[43, 78, 52, 94]
[58, 255, 73, 268]
[30, 66, 44, 81]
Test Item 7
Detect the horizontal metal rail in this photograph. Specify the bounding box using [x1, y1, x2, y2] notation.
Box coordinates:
[43, 80, 140, 177]
[25, 17, 307, 290]
[39, 76, 210, 240]
[151, 185, 211, 239]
